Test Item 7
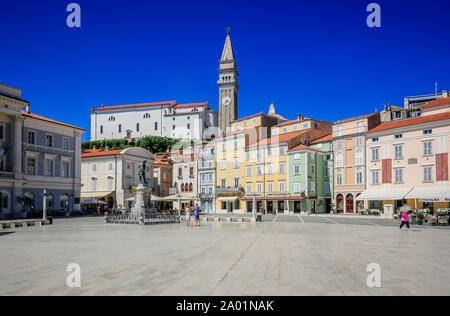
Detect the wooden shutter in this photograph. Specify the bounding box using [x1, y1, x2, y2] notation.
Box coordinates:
[436, 153, 448, 181]
[382, 159, 392, 183]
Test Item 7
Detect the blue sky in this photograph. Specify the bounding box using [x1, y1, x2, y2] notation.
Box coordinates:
[1, 0, 449, 141]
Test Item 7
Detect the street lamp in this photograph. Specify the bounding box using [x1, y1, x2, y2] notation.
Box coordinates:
[42, 189, 50, 221]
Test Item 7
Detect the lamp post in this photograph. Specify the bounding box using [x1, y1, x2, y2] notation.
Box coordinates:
[42, 189, 49, 221]
[246, 193, 261, 221]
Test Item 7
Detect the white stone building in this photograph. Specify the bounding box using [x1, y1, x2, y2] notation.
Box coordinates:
[90, 101, 218, 141]
[81, 147, 154, 210]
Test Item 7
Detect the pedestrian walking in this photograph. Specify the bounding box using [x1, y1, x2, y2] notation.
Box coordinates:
[185, 205, 191, 227]
[399, 210, 410, 230]
[65, 207, 71, 219]
[194, 203, 200, 227]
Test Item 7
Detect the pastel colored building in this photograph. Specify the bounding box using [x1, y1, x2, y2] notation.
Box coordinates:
[198, 143, 216, 213]
[0, 82, 85, 219]
[332, 112, 381, 213]
[287, 134, 333, 213]
[358, 110, 450, 212]
[81, 147, 154, 210]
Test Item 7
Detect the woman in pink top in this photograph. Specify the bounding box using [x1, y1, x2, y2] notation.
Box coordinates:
[399, 211, 410, 230]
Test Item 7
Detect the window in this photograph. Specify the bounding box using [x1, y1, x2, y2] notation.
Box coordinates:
[172, 125, 176, 130]
[100, 126, 103, 134]
[108, 116, 116, 121]
[256, 165, 262, 176]
[394, 144, 403, 159]
[60, 194, 69, 210]
[118, 125, 122, 133]
[394, 168, 404, 183]
[356, 149, 363, 165]
[279, 181, 285, 192]
[336, 170, 343, 185]
[0, 125, 3, 141]
[294, 153, 300, 160]
[92, 164, 97, 172]
[61, 161, 69, 178]
[294, 182, 301, 193]
[423, 129, 432, 135]
[107, 177, 113, 190]
[28, 131, 35, 144]
[0, 192, 8, 210]
[337, 125, 343, 133]
[243, 120, 247, 127]
[234, 139, 238, 150]
[233, 178, 239, 188]
[267, 164, 273, 175]
[395, 112, 402, 119]
[136, 123, 140, 132]
[221, 179, 226, 188]
[190, 166, 194, 176]
[423, 166, 433, 182]
[273, 128, 278, 136]
[245, 150, 250, 161]
[372, 170, 380, 184]
[279, 163, 285, 174]
[282, 127, 287, 133]
[267, 182, 273, 193]
[257, 149, 262, 161]
[222, 142, 226, 152]
[220, 160, 226, 170]
[46, 134, 53, 147]
[356, 137, 362, 146]
[372, 137, 379, 142]
[356, 169, 363, 184]
[246, 183, 252, 193]
[311, 164, 315, 174]
[336, 153, 343, 167]
[394, 134, 403, 139]
[26, 158, 36, 175]
[267, 146, 272, 157]
[303, 123, 308, 129]
[246, 166, 252, 177]
[154, 122, 158, 131]
[91, 178, 97, 191]
[256, 182, 262, 193]
[233, 158, 239, 169]
[143, 113, 151, 119]
[187, 124, 191, 129]
[423, 141, 433, 156]
[279, 146, 286, 156]
[63, 137, 69, 151]
[108, 162, 113, 170]
[371, 147, 380, 161]
[292, 125, 298, 131]
[294, 165, 300, 175]
[336, 140, 342, 149]
[252, 118, 257, 124]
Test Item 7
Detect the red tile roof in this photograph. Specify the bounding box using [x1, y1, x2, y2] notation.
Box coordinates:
[173, 102, 208, 109]
[231, 112, 265, 123]
[248, 130, 308, 148]
[92, 101, 177, 111]
[288, 144, 324, 153]
[420, 98, 450, 109]
[311, 134, 332, 144]
[21, 110, 86, 131]
[275, 118, 311, 127]
[369, 112, 450, 133]
[335, 112, 378, 124]
[81, 149, 123, 158]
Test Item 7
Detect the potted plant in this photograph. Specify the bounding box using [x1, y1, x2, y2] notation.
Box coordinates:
[416, 212, 424, 225]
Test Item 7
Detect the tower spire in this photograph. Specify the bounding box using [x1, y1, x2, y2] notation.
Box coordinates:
[221, 27, 235, 61]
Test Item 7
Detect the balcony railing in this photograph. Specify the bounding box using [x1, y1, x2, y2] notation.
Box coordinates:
[216, 187, 244, 194]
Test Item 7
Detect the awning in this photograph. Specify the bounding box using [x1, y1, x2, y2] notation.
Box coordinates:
[242, 196, 304, 201]
[217, 197, 238, 202]
[81, 199, 106, 204]
[355, 187, 413, 201]
[81, 191, 114, 201]
[405, 187, 450, 202]
[159, 194, 197, 202]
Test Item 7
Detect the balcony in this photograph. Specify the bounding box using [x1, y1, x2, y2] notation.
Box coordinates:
[216, 187, 244, 194]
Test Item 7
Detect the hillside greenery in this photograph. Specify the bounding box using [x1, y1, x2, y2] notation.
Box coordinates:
[82, 136, 180, 154]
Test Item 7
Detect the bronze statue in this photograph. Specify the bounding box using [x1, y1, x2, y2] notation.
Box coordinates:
[138, 160, 147, 185]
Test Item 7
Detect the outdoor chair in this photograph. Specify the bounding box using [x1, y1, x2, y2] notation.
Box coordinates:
[428, 217, 437, 226]
[438, 217, 449, 226]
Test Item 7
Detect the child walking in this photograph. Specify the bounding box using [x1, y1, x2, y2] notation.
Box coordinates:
[399, 211, 410, 230]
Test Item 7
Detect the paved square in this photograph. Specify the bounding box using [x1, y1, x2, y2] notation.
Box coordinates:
[0, 217, 449, 296]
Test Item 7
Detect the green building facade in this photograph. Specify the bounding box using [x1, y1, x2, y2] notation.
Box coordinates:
[287, 137, 333, 213]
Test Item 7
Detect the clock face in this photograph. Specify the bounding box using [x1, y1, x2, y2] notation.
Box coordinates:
[222, 96, 231, 106]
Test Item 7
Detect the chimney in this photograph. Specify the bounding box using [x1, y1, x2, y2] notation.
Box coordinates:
[297, 114, 303, 122]
[443, 90, 449, 98]
[26, 104, 31, 113]
[101, 104, 105, 108]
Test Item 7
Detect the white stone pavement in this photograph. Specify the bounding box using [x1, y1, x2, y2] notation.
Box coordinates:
[0, 217, 449, 296]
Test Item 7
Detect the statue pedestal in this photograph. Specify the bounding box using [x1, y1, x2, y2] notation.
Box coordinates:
[131, 184, 151, 224]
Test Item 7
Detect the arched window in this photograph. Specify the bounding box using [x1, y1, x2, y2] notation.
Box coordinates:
[22, 192, 35, 212]
[0, 192, 8, 210]
[189, 183, 193, 192]
[136, 123, 140, 132]
[108, 116, 116, 121]
[143, 113, 151, 119]
[118, 125, 122, 133]
[181, 184, 185, 192]
[60, 194, 69, 210]
[100, 125, 103, 134]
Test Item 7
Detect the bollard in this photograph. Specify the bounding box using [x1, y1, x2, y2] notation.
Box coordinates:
[36, 221, 42, 227]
